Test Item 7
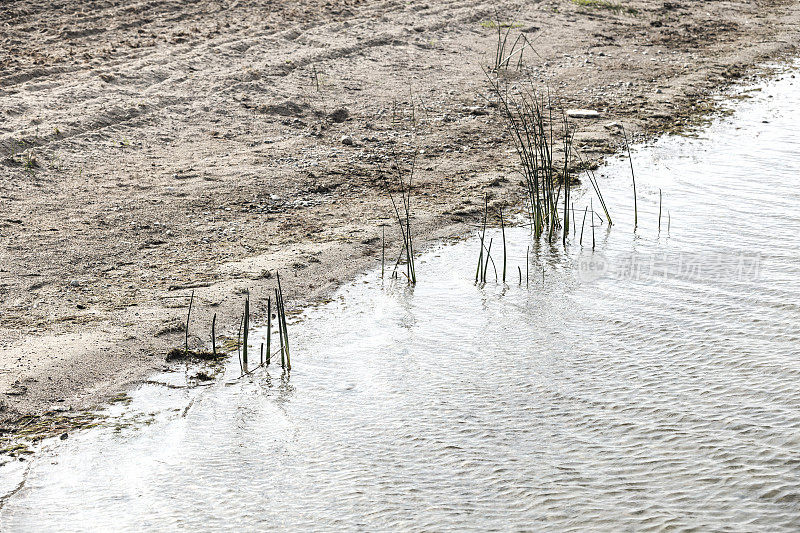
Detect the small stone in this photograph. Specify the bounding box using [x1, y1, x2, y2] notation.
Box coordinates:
[60, 433, 68, 440]
[656, 88, 663, 94]
[340, 135, 354, 146]
[566, 109, 600, 119]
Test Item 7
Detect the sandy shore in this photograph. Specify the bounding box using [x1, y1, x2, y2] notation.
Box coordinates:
[1, 0, 799, 439]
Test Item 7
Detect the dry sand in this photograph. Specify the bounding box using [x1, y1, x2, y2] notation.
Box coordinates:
[1, 0, 799, 439]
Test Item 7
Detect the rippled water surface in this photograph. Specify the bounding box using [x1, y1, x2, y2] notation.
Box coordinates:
[2, 72, 800, 531]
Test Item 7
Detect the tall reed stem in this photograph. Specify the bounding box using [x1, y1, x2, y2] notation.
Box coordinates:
[500, 207, 507, 283]
[622, 126, 637, 228]
[211, 313, 217, 358]
[242, 295, 249, 369]
[266, 296, 271, 366]
[185, 290, 194, 353]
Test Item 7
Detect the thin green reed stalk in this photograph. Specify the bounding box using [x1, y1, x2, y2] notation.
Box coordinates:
[275, 288, 284, 369]
[185, 290, 194, 353]
[236, 312, 244, 374]
[260, 343, 264, 366]
[211, 313, 217, 358]
[280, 291, 290, 371]
[575, 149, 612, 226]
[658, 188, 663, 233]
[483, 238, 498, 283]
[242, 294, 249, 369]
[500, 207, 507, 283]
[571, 203, 576, 238]
[476, 194, 488, 283]
[277, 272, 291, 370]
[526, 245, 529, 288]
[482, 237, 491, 283]
[266, 296, 271, 366]
[621, 125, 637, 228]
[381, 226, 385, 279]
[518, 266, 522, 285]
[590, 200, 596, 251]
[562, 112, 572, 245]
[579, 206, 588, 246]
[406, 161, 417, 284]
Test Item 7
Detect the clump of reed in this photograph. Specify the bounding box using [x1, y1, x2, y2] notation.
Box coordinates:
[381, 158, 417, 284]
[237, 273, 290, 375]
[490, 18, 533, 73]
[488, 78, 572, 241]
[475, 195, 499, 284]
[483, 72, 617, 254]
[168, 273, 292, 377]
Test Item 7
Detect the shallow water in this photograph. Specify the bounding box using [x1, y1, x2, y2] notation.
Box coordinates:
[2, 71, 800, 531]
